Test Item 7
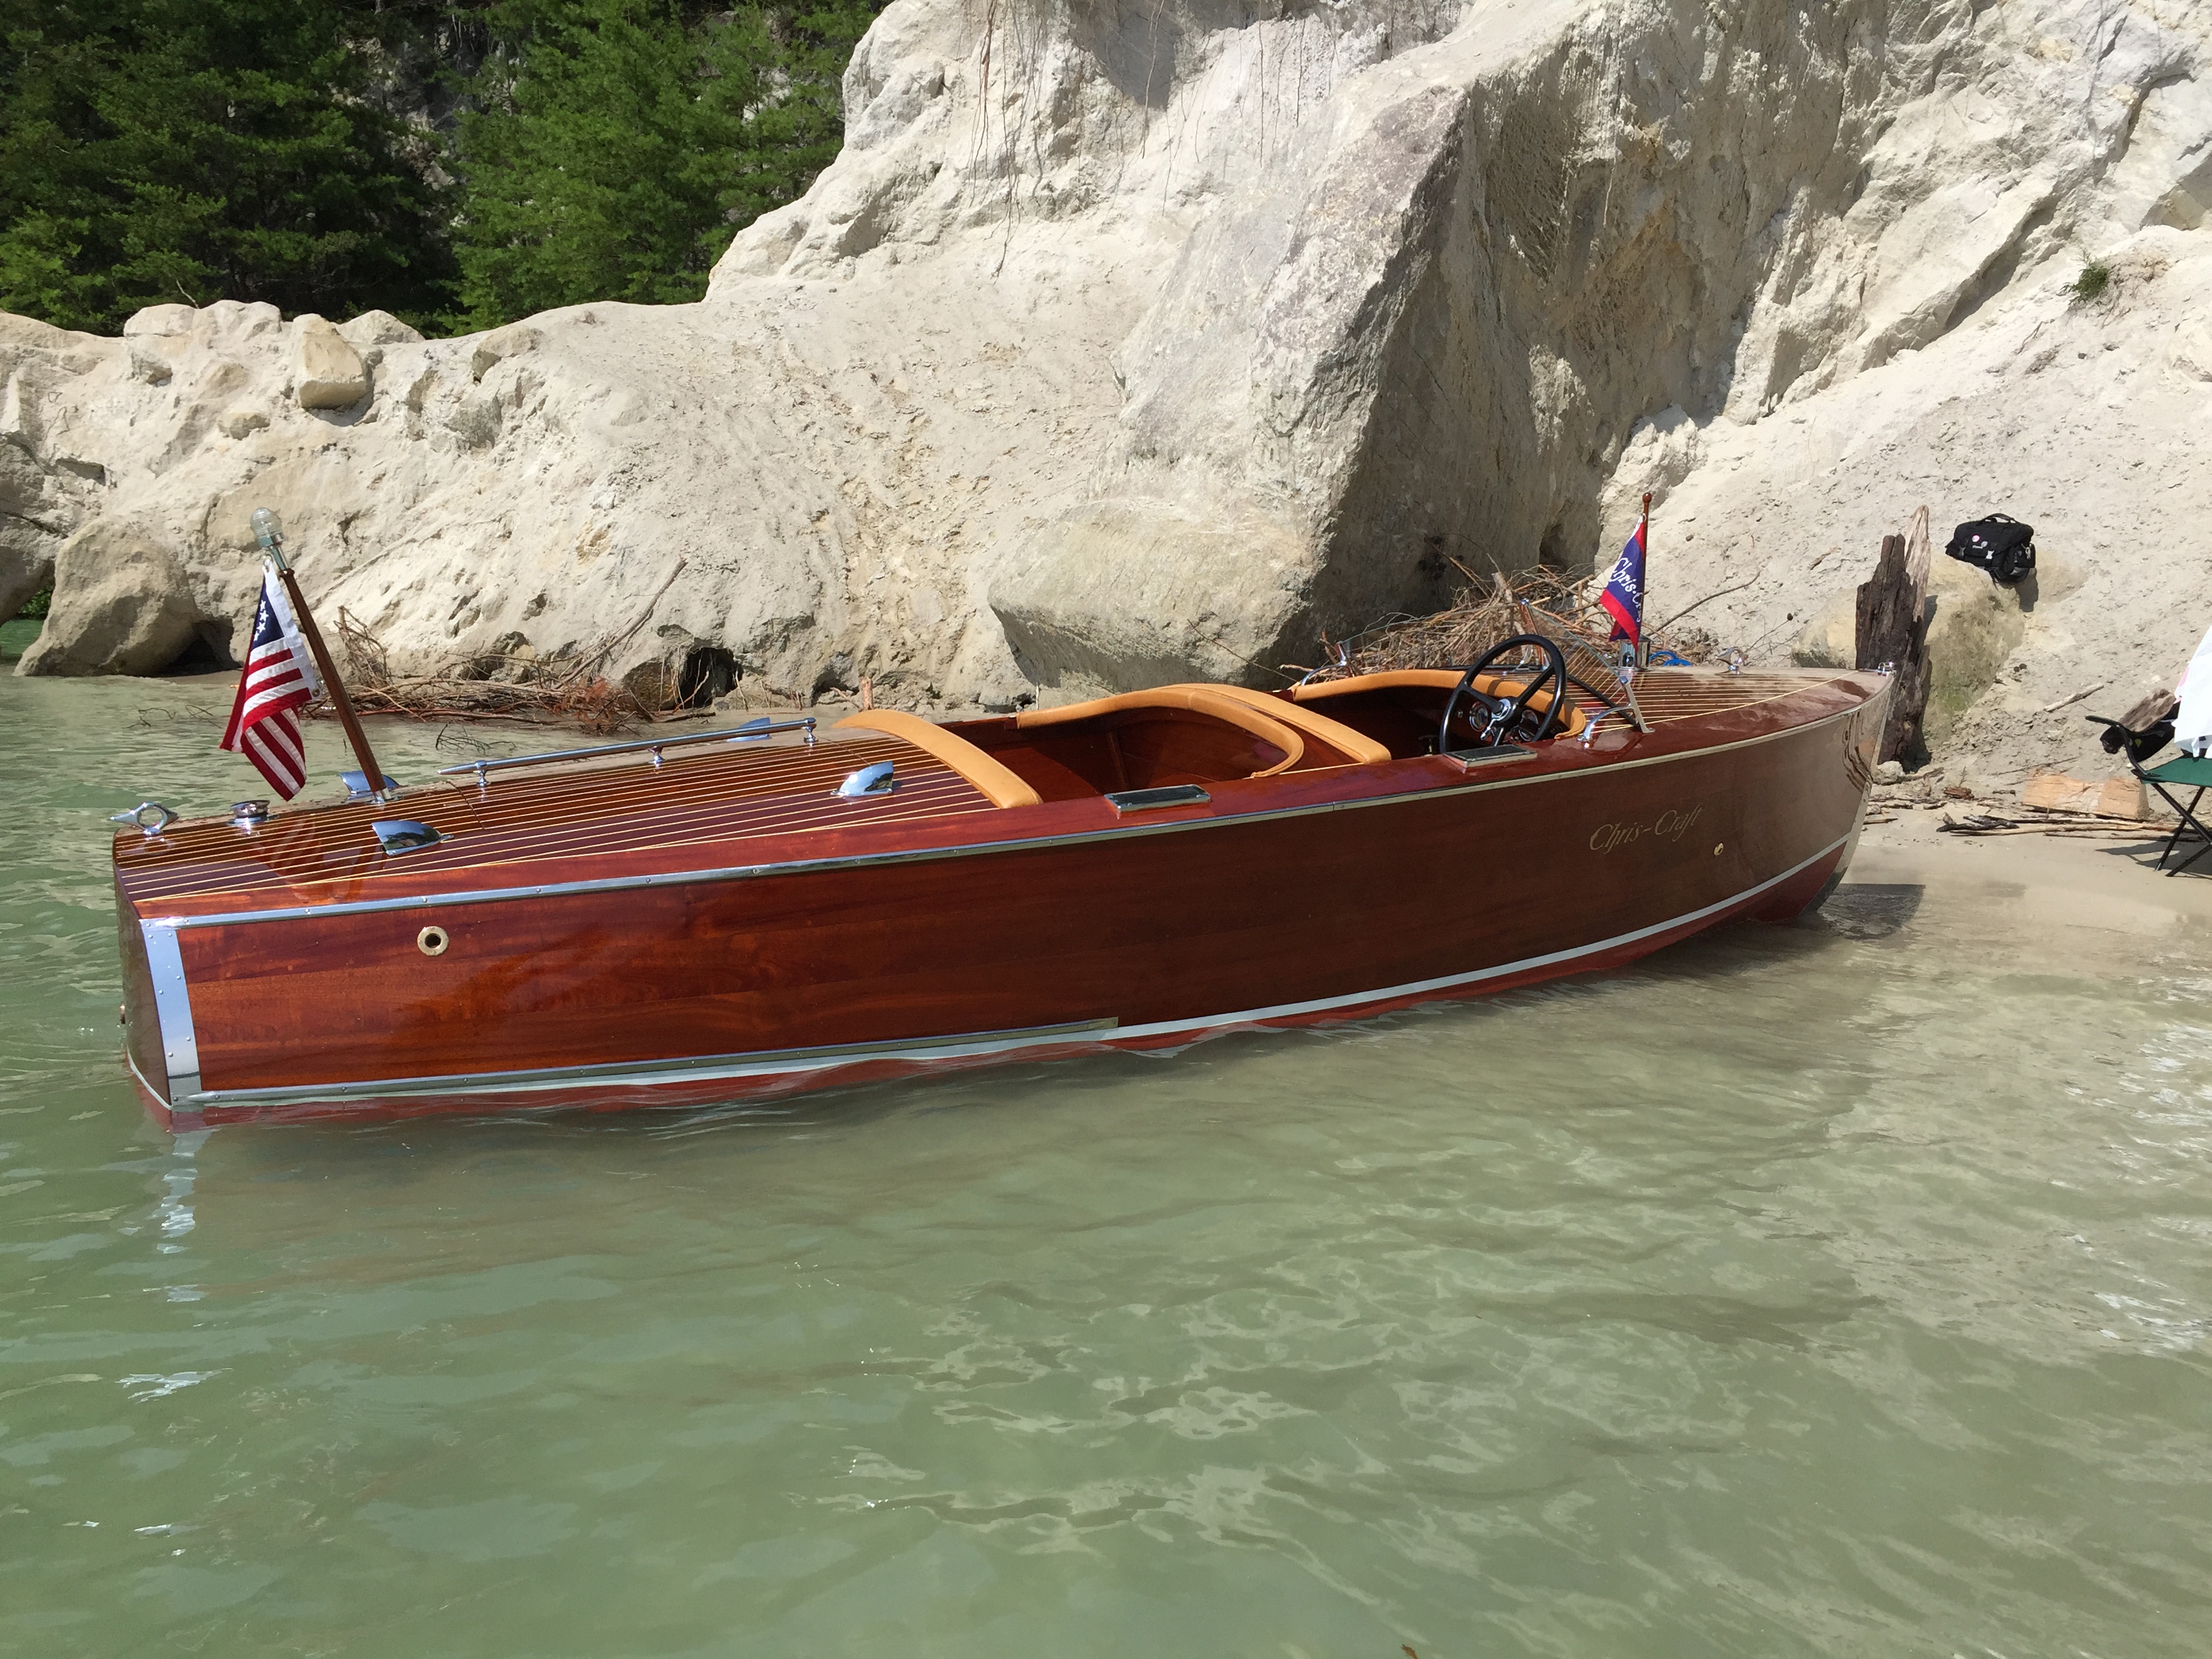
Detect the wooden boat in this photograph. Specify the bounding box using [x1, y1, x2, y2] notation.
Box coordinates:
[113, 647, 1888, 1128]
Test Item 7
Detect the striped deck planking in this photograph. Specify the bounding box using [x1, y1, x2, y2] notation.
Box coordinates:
[115, 729, 998, 906]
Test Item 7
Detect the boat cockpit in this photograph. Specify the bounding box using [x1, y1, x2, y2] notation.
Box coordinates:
[842, 638, 1601, 806]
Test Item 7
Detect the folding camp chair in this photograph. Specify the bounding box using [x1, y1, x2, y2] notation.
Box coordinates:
[2085, 715, 2212, 875]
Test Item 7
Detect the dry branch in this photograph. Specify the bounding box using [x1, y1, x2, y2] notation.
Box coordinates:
[305, 561, 696, 733]
[1290, 565, 1711, 697]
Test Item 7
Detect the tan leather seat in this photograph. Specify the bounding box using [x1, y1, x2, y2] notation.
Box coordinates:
[1291, 668, 1588, 739]
[1014, 687, 1305, 777]
[1164, 684, 1392, 765]
[834, 709, 1042, 807]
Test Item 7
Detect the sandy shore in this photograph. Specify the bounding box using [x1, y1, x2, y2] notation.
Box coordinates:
[1833, 808, 2212, 970]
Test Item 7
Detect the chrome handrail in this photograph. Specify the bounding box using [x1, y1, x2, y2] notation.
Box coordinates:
[439, 717, 819, 786]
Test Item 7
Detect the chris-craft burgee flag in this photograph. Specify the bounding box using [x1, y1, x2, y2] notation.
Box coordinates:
[1599, 508, 1647, 645]
[218, 568, 322, 798]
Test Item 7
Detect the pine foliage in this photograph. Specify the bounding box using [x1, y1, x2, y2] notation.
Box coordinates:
[0, 0, 455, 333]
[0, 0, 883, 335]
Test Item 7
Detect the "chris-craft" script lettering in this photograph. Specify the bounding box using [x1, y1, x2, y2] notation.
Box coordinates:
[1589, 805, 1704, 854]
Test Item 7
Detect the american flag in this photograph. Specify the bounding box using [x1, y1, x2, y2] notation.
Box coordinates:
[1599, 508, 1647, 645]
[219, 568, 322, 798]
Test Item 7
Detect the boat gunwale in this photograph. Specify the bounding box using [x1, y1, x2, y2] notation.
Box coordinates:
[138, 680, 1881, 932]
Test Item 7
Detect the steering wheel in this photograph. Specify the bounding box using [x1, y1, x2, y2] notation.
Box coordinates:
[1437, 633, 1573, 754]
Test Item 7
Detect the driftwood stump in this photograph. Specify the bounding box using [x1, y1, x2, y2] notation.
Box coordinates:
[1855, 508, 1932, 766]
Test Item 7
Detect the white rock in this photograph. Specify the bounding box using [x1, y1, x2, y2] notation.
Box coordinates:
[2174, 320, 2212, 382]
[293, 315, 368, 410]
[18, 518, 201, 675]
[338, 310, 425, 349]
[121, 304, 196, 338]
[0, 0, 2200, 795]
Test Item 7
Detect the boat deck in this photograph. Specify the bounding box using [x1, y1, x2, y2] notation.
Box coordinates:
[115, 729, 997, 908]
[1606, 670, 1826, 725]
[114, 670, 1851, 912]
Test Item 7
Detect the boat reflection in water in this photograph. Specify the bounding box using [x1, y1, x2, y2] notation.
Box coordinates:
[113, 636, 1887, 1128]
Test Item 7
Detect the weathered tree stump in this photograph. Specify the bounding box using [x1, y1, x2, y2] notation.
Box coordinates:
[1855, 508, 1932, 766]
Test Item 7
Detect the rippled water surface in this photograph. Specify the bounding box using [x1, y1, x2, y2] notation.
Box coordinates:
[4, 659, 2211, 1658]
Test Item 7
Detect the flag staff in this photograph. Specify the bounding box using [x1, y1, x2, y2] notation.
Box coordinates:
[1635, 491, 1652, 672]
[251, 508, 390, 800]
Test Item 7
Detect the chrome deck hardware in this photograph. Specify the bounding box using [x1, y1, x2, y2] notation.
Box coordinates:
[1439, 745, 1536, 771]
[1579, 709, 1641, 745]
[371, 819, 441, 856]
[439, 717, 819, 786]
[341, 770, 398, 801]
[836, 761, 897, 798]
[1105, 784, 1210, 814]
[231, 800, 270, 829]
[110, 802, 179, 838]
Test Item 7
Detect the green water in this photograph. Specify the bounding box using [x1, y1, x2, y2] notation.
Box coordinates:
[4, 668, 2211, 1658]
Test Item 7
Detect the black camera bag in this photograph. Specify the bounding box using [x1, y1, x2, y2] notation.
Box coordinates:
[1944, 514, 2036, 584]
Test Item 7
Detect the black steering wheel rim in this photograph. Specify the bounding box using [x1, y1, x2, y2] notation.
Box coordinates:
[1437, 633, 1572, 754]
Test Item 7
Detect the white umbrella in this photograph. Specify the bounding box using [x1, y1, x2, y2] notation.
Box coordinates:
[2176, 619, 2212, 757]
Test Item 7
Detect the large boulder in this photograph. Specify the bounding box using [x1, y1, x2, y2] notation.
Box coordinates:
[18, 519, 201, 676]
[0, 0, 2204, 796]
[0, 445, 63, 621]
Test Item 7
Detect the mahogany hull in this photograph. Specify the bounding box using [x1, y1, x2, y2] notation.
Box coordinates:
[117, 673, 1885, 1128]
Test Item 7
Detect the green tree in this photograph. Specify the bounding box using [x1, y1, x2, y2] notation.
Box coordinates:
[0, 0, 456, 333]
[451, 0, 876, 328]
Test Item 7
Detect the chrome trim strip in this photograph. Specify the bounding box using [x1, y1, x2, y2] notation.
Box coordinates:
[169, 836, 1848, 1111]
[1106, 784, 1210, 813]
[437, 717, 819, 779]
[155, 699, 1869, 933]
[1442, 744, 1535, 771]
[140, 921, 202, 1101]
[173, 1018, 1121, 1109]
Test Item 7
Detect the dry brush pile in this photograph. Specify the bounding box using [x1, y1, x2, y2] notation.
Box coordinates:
[1294, 567, 1716, 695]
[310, 562, 705, 733]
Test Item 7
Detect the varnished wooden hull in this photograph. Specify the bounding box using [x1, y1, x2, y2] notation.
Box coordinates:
[116, 672, 1885, 1128]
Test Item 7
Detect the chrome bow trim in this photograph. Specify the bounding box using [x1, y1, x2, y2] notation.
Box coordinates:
[141, 922, 202, 1102]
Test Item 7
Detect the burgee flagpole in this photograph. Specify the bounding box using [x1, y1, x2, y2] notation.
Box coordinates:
[1635, 491, 1652, 672]
[251, 508, 390, 800]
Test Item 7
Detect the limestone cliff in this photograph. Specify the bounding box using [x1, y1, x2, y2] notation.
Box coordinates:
[3, 0, 2207, 783]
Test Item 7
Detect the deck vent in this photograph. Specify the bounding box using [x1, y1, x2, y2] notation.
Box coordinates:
[1105, 785, 1210, 814]
[836, 762, 897, 798]
[371, 819, 441, 856]
[231, 800, 270, 829]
